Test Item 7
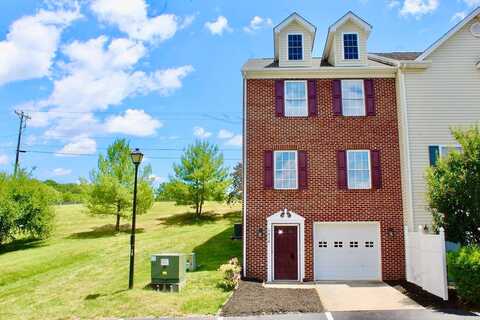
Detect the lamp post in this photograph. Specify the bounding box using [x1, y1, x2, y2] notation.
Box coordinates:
[129, 148, 143, 290]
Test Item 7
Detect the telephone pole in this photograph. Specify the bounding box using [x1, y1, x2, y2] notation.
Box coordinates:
[14, 110, 30, 176]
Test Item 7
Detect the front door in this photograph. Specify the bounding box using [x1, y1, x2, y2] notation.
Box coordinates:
[273, 225, 298, 280]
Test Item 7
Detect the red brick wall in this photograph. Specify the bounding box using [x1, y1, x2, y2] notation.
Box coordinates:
[245, 78, 405, 281]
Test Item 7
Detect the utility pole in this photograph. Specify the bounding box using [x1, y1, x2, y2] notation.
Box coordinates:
[14, 110, 30, 176]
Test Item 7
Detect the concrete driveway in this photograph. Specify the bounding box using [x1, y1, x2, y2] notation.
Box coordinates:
[315, 281, 423, 312]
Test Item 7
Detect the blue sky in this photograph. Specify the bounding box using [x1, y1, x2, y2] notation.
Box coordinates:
[0, 0, 478, 184]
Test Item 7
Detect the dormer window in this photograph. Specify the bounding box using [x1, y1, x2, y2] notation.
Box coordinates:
[288, 34, 303, 60]
[343, 33, 359, 60]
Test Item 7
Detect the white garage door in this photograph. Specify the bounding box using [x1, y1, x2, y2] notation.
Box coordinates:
[314, 223, 381, 281]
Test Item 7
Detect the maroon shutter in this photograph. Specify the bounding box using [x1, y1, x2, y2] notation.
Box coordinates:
[308, 80, 317, 117]
[298, 151, 308, 189]
[336, 150, 347, 189]
[371, 150, 382, 189]
[364, 79, 376, 116]
[332, 80, 342, 115]
[275, 80, 284, 117]
[264, 151, 274, 189]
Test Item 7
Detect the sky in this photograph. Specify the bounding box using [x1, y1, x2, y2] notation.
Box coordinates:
[0, 0, 478, 184]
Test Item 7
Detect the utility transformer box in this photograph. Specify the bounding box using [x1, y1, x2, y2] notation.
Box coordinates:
[151, 253, 186, 292]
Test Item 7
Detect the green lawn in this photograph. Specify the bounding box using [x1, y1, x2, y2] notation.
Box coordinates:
[0, 202, 242, 320]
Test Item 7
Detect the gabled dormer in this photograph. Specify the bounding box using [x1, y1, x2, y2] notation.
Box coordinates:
[274, 13, 316, 67]
[322, 11, 372, 67]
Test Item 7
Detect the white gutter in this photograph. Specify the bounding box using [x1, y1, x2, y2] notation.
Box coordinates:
[398, 68, 415, 232]
[242, 77, 247, 277]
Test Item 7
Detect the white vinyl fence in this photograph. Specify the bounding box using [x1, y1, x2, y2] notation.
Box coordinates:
[404, 226, 449, 300]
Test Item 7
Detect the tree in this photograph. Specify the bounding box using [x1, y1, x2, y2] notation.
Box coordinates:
[168, 141, 230, 218]
[227, 162, 242, 204]
[86, 139, 154, 231]
[427, 125, 480, 244]
[0, 171, 57, 244]
[155, 182, 176, 201]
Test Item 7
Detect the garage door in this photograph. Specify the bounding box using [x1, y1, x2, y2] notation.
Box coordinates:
[314, 223, 381, 281]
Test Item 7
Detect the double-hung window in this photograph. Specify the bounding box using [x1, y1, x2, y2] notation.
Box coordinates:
[288, 34, 303, 60]
[274, 151, 298, 189]
[347, 150, 371, 189]
[343, 33, 359, 60]
[429, 145, 462, 166]
[284, 81, 308, 116]
[341, 80, 365, 116]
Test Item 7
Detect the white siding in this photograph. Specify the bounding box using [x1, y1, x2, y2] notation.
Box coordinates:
[333, 20, 368, 67]
[278, 20, 313, 67]
[403, 18, 480, 228]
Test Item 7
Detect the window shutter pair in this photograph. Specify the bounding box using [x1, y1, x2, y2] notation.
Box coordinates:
[275, 80, 317, 117]
[264, 151, 308, 189]
[332, 79, 376, 116]
[336, 150, 382, 189]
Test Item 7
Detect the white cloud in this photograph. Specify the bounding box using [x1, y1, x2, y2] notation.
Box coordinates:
[463, 0, 480, 6]
[218, 129, 234, 139]
[148, 65, 194, 96]
[53, 167, 72, 176]
[0, 154, 8, 165]
[193, 126, 212, 139]
[205, 16, 232, 35]
[105, 109, 162, 136]
[451, 11, 467, 22]
[225, 134, 242, 147]
[90, 0, 191, 42]
[400, 0, 439, 17]
[57, 136, 97, 155]
[388, 0, 401, 9]
[243, 16, 273, 33]
[149, 174, 165, 185]
[0, 5, 81, 86]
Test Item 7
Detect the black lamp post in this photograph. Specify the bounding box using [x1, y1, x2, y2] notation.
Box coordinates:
[129, 148, 143, 289]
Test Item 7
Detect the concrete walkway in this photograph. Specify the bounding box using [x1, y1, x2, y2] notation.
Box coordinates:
[315, 281, 423, 312]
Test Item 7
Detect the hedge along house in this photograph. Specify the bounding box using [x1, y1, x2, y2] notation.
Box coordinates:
[242, 12, 405, 282]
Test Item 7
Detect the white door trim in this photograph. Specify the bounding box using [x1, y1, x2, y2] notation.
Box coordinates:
[267, 209, 305, 282]
[313, 221, 382, 281]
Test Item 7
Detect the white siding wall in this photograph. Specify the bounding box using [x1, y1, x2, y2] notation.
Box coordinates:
[278, 21, 313, 67]
[333, 20, 368, 66]
[404, 19, 480, 228]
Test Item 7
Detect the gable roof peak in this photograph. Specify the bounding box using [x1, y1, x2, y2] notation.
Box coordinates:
[328, 11, 372, 33]
[273, 12, 316, 34]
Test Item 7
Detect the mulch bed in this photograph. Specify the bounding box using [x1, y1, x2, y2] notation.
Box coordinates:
[386, 280, 480, 313]
[220, 280, 323, 316]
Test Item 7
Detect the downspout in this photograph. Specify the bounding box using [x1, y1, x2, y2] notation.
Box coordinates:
[398, 68, 415, 231]
[242, 76, 248, 277]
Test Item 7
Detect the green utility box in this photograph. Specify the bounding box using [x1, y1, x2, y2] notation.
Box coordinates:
[151, 253, 186, 287]
[185, 253, 196, 271]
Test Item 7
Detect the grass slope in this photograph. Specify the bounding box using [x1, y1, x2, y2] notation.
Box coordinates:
[0, 202, 241, 320]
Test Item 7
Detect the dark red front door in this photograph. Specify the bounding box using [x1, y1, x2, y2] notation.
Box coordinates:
[273, 225, 298, 280]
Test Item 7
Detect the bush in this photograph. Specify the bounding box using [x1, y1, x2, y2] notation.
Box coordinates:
[448, 246, 480, 305]
[218, 257, 241, 291]
[0, 172, 57, 244]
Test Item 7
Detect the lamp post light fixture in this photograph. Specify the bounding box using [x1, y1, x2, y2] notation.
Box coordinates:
[128, 148, 143, 290]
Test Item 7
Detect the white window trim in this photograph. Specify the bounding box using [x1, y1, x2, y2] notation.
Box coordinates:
[347, 150, 372, 190]
[436, 144, 462, 158]
[273, 150, 298, 190]
[341, 79, 366, 117]
[342, 32, 360, 61]
[284, 80, 308, 117]
[286, 32, 304, 61]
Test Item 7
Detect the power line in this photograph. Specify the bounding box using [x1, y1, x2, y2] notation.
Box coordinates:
[22, 145, 241, 152]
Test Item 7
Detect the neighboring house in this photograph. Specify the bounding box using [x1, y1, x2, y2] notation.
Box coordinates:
[242, 12, 405, 282]
[370, 7, 480, 231]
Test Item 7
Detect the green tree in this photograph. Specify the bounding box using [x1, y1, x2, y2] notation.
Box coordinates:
[86, 139, 154, 231]
[227, 162, 242, 204]
[0, 171, 57, 244]
[168, 141, 230, 218]
[427, 125, 480, 244]
[155, 182, 175, 201]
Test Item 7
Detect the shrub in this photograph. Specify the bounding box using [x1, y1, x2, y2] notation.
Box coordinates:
[448, 246, 480, 305]
[218, 257, 241, 291]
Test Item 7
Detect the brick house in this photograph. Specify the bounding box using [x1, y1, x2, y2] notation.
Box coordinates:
[241, 12, 405, 282]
